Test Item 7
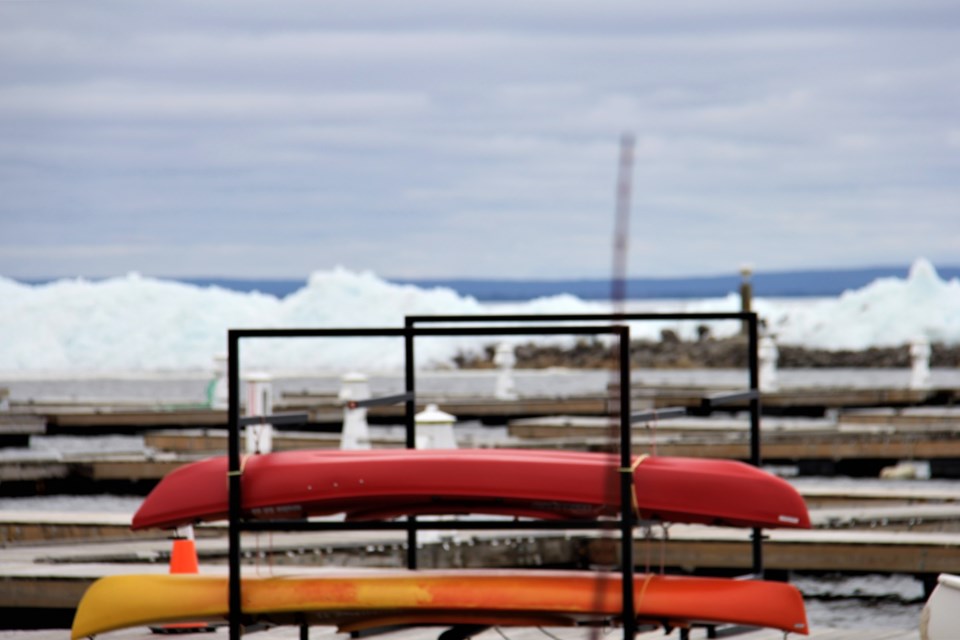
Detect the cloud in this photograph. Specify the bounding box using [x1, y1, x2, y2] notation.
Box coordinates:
[0, 0, 958, 279]
[0, 82, 431, 121]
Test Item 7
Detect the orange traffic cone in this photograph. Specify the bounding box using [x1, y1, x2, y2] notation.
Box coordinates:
[151, 526, 215, 634]
[169, 533, 200, 575]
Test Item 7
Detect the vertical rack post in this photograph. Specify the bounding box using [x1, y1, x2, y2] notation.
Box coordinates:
[616, 325, 636, 640]
[404, 320, 418, 569]
[227, 330, 243, 640]
[747, 313, 764, 577]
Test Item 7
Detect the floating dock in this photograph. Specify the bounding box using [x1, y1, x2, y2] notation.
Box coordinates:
[2, 494, 959, 621]
[1, 368, 955, 638]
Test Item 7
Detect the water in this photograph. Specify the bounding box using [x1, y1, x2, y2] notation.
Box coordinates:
[796, 573, 926, 631]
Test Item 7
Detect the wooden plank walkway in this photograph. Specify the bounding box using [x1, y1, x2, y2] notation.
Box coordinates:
[9, 395, 611, 433]
[619, 525, 960, 575]
[504, 414, 960, 470]
[3, 516, 960, 597]
[8, 378, 959, 436]
[5, 423, 960, 486]
[639, 386, 940, 411]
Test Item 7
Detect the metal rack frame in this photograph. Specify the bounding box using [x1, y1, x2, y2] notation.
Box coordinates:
[224, 312, 761, 640]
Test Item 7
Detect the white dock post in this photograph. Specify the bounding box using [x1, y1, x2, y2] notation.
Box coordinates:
[209, 354, 228, 409]
[758, 334, 779, 392]
[244, 372, 274, 454]
[910, 336, 932, 390]
[415, 403, 457, 449]
[493, 342, 518, 400]
[339, 372, 371, 450]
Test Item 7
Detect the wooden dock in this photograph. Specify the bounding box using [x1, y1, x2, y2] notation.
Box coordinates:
[2, 506, 959, 600]
[7, 394, 611, 434]
[507, 409, 960, 477]
[0, 371, 955, 638]
[636, 384, 941, 413]
[6, 369, 959, 435]
[2, 409, 959, 489]
[0, 522, 931, 639]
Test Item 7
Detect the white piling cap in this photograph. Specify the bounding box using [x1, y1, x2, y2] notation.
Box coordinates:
[415, 403, 456, 424]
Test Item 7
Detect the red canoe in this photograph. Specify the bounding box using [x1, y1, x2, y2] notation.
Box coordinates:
[132, 449, 809, 530]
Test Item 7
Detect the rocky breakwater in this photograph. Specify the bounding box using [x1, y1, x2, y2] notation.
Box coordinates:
[455, 331, 960, 369]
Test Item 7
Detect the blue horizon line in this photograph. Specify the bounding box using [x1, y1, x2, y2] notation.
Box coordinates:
[12, 264, 960, 301]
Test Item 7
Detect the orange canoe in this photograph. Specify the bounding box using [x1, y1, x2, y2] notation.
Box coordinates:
[71, 569, 808, 639]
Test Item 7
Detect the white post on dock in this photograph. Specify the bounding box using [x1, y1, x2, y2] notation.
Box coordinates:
[209, 354, 228, 409]
[910, 336, 932, 390]
[244, 372, 273, 454]
[758, 334, 780, 392]
[339, 372, 371, 450]
[415, 403, 457, 449]
[493, 342, 518, 400]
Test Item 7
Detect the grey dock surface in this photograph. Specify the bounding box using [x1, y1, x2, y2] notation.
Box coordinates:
[1, 511, 957, 621]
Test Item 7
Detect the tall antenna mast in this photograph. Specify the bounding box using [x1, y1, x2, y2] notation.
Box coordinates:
[598, 132, 636, 640]
[611, 133, 635, 313]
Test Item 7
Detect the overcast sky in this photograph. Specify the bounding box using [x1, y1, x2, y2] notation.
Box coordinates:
[1, 1, 958, 280]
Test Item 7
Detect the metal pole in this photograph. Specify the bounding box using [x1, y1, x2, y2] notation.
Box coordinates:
[747, 314, 764, 577]
[618, 326, 636, 640]
[404, 321, 418, 569]
[748, 314, 761, 467]
[610, 133, 634, 306]
[227, 331, 242, 640]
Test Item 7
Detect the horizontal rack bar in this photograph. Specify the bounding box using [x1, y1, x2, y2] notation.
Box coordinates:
[630, 407, 688, 423]
[407, 312, 756, 323]
[229, 324, 627, 340]
[702, 390, 761, 408]
[349, 392, 415, 409]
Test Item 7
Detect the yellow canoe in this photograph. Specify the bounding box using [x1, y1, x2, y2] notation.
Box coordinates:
[71, 569, 808, 638]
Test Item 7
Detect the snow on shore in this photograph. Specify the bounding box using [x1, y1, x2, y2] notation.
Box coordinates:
[1, 259, 957, 373]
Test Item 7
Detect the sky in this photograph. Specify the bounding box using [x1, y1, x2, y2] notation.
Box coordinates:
[1, 1, 958, 280]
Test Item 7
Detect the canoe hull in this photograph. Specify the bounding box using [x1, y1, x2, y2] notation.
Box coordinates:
[71, 570, 809, 639]
[132, 449, 810, 530]
[921, 573, 960, 639]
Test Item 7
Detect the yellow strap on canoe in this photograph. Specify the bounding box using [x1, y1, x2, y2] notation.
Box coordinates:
[226, 455, 250, 488]
[635, 573, 655, 615]
[619, 454, 648, 514]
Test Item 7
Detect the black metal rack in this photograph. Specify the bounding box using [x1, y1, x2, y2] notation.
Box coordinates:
[406, 313, 765, 580]
[224, 312, 762, 640]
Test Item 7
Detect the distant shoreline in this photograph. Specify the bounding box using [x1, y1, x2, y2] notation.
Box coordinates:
[13, 264, 960, 301]
[457, 336, 960, 369]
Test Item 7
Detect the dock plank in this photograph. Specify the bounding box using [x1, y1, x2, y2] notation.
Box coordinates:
[4, 518, 960, 601]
